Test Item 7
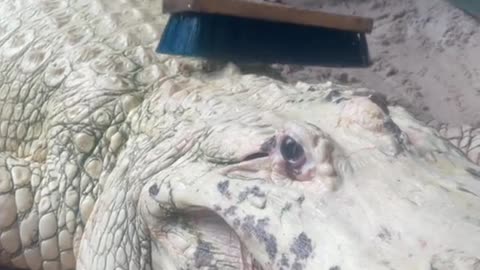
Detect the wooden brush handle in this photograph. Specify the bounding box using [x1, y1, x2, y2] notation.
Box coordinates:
[162, 0, 374, 33]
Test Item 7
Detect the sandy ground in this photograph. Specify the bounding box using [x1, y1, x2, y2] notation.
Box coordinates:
[263, 0, 480, 127]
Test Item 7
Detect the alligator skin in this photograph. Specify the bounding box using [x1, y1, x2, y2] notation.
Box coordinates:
[0, 0, 479, 270]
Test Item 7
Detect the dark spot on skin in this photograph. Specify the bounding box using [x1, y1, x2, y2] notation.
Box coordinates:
[261, 136, 277, 153]
[241, 215, 278, 260]
[290, 232, 313, 260]
[224, 206, 237, 216]
[292, 262, 303, 270]
[217, 180, 230, 197]
[282, 203, 292, 212]
[329, 266, 341, 270]
[457, 185, 479, 198]
[238, 186, 266, 203]
[281, 254, 290, 267]
[296, 195, 305, 205]
[213, 205, 222, 211]
[466, 167, 480, 180]
[149, 184, 159, 196]
[368, 93, 389, 114]
[233, 218, 241, 228]
[194, 240, 214, 268]
[280, 203, 292, 219]
[377, 227, 392, 242]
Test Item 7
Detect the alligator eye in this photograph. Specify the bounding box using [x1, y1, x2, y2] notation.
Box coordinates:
[281, 136, 305, 164]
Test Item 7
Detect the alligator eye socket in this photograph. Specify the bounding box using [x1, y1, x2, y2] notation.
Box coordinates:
[281, 136, 305, 163]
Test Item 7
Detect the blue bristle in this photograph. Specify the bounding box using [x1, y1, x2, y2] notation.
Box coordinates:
[157, 12, 370, 67]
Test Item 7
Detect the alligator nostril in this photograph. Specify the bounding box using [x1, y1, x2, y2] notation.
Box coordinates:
[281, 136, 305, 164]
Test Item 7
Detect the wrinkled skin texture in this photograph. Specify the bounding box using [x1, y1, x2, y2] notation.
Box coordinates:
[1, 0, 480, 270]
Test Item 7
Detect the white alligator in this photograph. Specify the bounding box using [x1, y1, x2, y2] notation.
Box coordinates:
[0, 0, 480, 269]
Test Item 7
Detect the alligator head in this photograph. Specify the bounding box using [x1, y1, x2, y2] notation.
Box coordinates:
[78, 67, 480, 270]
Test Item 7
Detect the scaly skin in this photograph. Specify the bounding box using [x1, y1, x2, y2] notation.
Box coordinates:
[0, 0, 479, 270]
[0, 0, 165, 268]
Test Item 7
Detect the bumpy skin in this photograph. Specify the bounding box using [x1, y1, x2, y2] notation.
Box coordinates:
[0, 0, 480, 270]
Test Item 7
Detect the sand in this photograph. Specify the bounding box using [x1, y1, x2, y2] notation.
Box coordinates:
[265, 0, 480, 127]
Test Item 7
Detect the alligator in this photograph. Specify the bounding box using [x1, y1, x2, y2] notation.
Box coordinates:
[1, 0, 480, 269]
